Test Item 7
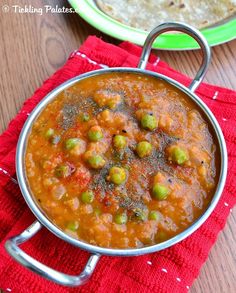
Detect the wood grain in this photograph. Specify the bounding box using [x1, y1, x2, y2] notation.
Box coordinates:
[0, 0, 235, 292]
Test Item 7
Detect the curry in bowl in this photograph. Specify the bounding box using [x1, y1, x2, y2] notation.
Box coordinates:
[25, 72, 219, 249]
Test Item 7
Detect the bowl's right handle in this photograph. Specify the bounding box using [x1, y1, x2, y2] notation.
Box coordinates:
[5, 221, 100, 287]
[138, 22, 211, 92]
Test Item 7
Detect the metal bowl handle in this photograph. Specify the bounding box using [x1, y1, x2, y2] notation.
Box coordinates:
[5, 221, 100, 287]
[138, 22, 211, 92]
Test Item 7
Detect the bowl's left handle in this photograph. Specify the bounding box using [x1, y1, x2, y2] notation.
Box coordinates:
[138, 22, 211, 92]
[5, 221, 101, 287]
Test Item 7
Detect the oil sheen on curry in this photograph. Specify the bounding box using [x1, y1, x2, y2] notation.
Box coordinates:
[25, 72, 218, 249]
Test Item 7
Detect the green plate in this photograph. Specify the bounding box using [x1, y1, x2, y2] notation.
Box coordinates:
[69, 0, 236, 50]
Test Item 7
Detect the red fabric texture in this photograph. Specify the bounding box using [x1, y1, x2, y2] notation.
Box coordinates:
[0, 36, 235, 293]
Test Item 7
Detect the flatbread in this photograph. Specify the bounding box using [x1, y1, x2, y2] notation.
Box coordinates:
[96, 0, 236, 30]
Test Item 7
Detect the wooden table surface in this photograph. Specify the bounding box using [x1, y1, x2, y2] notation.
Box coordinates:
[0, 1, 235, 292]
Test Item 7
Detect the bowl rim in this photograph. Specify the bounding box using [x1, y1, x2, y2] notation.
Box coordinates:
[16, 68, 228, 256]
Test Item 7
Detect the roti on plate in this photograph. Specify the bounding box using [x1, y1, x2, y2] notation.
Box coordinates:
[96, 0, 236, 30]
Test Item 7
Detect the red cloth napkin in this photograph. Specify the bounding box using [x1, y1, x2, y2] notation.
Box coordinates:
[0, 36, 235, 293]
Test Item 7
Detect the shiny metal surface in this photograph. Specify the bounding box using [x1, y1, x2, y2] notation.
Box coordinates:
[5, 221, 100, 287]
[138, 22, 211, 92]
[5, 22, 227, 287]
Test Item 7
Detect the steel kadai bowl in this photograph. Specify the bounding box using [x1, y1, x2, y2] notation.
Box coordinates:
[5, 22, 227, 287]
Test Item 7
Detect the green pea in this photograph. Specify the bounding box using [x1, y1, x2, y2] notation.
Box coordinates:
[133, 208, 147, 221]
[170, 147, 188, 165]
[141, 114, 157, 131]
[55, 165, 71, 178]
[65, 138, 80, 150]
[88, 126, 103, 142]
[149, 210, 161, 221]
[152, 183, 169, 200]
[67, 221, 79, 231]
[94, 207, 102, 216]
[81, 190, 94, 203]
[81, 113, 90, 122]
[136, 141, 152, 158]
[114, 213, 127, 225]
[113, 135, 127, 149]
[157, 231, 167, 242]
[107, 166, 126, 185]
[87, 155, 106, 169]
[45, 128, 54, 139]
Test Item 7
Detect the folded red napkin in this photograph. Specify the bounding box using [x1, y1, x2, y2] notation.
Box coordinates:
[0, 36, 235, 293]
